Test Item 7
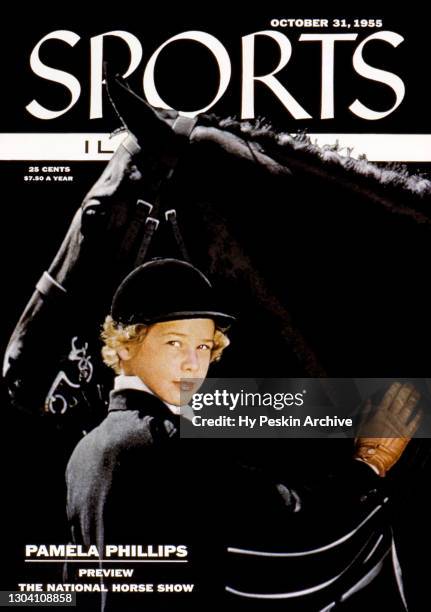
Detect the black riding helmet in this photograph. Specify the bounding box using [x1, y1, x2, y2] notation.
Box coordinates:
[111, 258, 236, 329]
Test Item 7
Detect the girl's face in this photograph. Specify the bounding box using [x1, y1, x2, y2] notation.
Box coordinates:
[122, 318, 215, 405]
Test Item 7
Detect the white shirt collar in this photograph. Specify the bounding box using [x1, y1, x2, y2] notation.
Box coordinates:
[114, 374, 189, 417]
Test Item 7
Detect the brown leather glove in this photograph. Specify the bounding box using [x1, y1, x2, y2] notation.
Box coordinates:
[354, 382, 422, 477]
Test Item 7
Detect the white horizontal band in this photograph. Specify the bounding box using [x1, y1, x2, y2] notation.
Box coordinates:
[0, 133, 430, 161]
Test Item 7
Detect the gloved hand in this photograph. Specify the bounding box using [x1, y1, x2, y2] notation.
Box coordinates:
[354, 382, 422, 477]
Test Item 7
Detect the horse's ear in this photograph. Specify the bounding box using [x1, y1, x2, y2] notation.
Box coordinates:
[104, 66, 181, 152]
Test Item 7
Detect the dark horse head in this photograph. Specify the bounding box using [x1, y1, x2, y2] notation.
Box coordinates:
[4, 76, 431, 612]
[4, 75, 431, 434]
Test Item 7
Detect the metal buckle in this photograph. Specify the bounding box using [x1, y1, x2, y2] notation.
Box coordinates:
[136, 199, 153, 214]
[145, 216, 160, 230]
[165, 209, 177, 221]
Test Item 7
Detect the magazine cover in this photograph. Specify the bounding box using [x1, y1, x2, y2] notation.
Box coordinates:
[1, 7, 430, 611]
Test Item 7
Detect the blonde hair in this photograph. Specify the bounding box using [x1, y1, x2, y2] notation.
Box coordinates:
[101, 315, 230, 374]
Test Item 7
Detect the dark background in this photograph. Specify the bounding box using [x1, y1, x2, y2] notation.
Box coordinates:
[1, 5, 431, 611]
[0, 7, 429, 134]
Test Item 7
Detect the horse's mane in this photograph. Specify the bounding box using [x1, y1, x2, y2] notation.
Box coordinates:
[200, 115, 431, 200]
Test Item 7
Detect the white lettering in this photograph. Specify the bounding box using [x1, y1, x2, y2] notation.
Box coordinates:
[26, 31, 81, 120]
[242, 31, 311, 119]
[144, 31, 231, 117]
[350, 31, 405, 120]
[300, 34, 357, 119]
[90, 31, 143, 119]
